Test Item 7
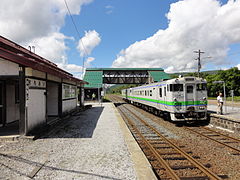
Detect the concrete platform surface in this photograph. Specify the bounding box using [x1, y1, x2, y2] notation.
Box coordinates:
[208, 104, 240, 122]
[0, 103, 156, 180]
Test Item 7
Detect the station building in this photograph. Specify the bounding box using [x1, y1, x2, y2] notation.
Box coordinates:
[0, 36, 87, 136]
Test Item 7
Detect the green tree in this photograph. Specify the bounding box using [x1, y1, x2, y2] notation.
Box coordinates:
[206, 67, 240, 97]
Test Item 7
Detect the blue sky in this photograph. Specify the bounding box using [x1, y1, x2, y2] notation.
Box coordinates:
[62, 0, 240, 73]
[61, 0, 176, 68]
[0, 0, 240, 77]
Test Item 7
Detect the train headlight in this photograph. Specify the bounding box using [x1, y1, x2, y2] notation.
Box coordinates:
[199, 106, 205, 110]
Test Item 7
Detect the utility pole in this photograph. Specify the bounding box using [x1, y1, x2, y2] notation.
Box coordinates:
[194, 49, 205, 77]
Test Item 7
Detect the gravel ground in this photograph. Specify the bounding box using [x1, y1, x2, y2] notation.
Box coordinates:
[126, 102, 240, 180]
[0, 103, 137, 180]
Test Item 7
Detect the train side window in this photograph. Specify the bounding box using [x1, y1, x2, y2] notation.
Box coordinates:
[164, 87, 166, 96]
[169, 84, 173, 91]
[159, 88, 162, 97]
[150, 90, 152, 96]
[145, 90, 146, 96]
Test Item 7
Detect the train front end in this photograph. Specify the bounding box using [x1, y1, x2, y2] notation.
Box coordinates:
[170, 77, 208, 122]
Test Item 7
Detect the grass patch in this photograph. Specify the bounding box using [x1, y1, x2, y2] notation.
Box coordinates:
[208, 96, 240, 102]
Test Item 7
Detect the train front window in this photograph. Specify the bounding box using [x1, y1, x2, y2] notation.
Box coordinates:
[197, 83, 207, 91]
[170, 84, 183, 92]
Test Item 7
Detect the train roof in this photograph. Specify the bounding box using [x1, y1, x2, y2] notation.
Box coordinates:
[130, 77, 206, 90]
[166, 76, 207, 83]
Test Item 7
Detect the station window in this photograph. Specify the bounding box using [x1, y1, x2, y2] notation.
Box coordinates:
[159, 88, 162, 97]
[63, 84, 77, 99]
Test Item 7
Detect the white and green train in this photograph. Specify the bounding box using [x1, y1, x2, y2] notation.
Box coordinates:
[121, 77, 208, 122]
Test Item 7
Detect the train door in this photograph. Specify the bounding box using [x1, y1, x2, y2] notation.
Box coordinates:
[186, 84, 195, 105]
[164, 86, 167, 109]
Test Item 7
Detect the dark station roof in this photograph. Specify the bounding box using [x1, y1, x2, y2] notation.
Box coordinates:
[0, 36, 87, 84]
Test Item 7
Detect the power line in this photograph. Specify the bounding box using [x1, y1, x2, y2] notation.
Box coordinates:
[63, 0, 88, 73]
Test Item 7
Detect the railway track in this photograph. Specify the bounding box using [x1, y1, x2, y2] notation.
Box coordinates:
[111, 95, 240, 155]
[184, 126, 240, 154]
[109, 95, 224, 180]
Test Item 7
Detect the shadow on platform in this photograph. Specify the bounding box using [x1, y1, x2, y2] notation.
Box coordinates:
[0, 121, 19, 137]
[40, 106, 104, 139]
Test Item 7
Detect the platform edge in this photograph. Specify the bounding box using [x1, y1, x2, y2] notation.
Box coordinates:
[112, 103, 157, 180]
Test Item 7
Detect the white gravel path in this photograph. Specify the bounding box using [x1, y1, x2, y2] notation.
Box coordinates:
[0, 103, 137, 180]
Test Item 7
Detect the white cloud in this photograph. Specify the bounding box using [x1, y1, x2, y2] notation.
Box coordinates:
[236, 64, 240, 70]
[57, 63, 83, 73]
[56, 56, 95, 79]
[0, 0, 93, 70]
[0, 0, 93, 43]
[105, 5, 114, 14]
[77, 30, 101, 56]
[112, 0, 240, 73]
[24, 32, 71, 64]
[85, 57, 95, 67]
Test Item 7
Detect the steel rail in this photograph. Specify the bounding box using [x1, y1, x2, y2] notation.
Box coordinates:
[122, 105, 222, 180]
[118, 107, 181, 180]
[184, 127, 240, 153]
[112, 94, 240, 153]
[201, 126, 240, 143]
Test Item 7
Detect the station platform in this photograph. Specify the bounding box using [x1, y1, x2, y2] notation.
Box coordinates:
[0, 102, 157, 179]
[208, 104, 240, 122]
[207, 101, 240, 133]
[74, 102, 157, 180]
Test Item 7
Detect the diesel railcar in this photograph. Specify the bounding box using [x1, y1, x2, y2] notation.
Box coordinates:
[121, 77, 208, 121]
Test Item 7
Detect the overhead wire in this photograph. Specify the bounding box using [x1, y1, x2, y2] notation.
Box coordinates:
[63, 0, 88, 75]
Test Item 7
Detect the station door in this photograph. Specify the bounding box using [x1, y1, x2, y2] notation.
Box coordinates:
[27, 89, 46, 130]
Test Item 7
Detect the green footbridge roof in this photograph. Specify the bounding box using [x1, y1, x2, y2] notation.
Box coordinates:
[83, 70, 103, 88]
[83, 68, 170, 88]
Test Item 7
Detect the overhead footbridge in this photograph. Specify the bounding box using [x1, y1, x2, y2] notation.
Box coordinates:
[83, 68, 170, 100]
